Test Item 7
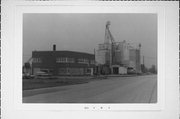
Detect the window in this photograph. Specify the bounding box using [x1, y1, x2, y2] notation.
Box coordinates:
[56, 57, 74, 63]
[67, 58, 74, 63]
[78, 58, 89, 64]
[85, 68, 91, 73]
[56, 57, 67, 63]
[33, 58, 41, 63]
[90, 60, 95, 64]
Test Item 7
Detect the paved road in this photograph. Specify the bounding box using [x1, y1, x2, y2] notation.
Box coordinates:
[23, 75, 157, 103]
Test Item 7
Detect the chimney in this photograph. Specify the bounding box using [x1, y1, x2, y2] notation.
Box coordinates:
[53, 44, 56, 51]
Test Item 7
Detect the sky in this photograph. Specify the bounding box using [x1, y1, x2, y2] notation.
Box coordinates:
[23, 13, 157, 68]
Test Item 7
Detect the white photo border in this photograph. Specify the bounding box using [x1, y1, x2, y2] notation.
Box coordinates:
[13, 1, 166, 111]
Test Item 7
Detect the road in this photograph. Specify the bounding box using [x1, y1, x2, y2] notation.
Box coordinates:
[23, 75, 157, 103]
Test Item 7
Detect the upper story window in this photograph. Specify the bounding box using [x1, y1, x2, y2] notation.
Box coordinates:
[33, 58, 42, 63]
[56, 57, 74, 63]
[67, 58, 75, 63]
[56, 57, 67, 63]
[90, 60, 95, 65]
[78, 58, 89, 64]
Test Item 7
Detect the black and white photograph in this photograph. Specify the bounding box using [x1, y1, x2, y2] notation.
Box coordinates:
[2, 1, 179, 119]
[22, 13, 157, 103]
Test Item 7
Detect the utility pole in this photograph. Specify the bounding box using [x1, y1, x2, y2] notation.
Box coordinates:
[94, 48, 96, 75]
[139, 43, 141, 73]
[142, 55, 146, 73]
[143, 56, 145, 66]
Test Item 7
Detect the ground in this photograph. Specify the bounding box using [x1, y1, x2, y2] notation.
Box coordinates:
[23, 75, 157, 103]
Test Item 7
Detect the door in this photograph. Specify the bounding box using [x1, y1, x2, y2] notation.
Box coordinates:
[113, 67, 119, 74]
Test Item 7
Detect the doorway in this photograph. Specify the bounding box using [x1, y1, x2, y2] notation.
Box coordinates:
[113, 67, 119, 74]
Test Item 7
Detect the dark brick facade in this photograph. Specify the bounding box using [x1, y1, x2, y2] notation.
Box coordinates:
[32, 51, 95, 75]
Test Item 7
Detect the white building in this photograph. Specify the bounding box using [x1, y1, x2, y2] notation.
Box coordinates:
[95, 21, 141, 75]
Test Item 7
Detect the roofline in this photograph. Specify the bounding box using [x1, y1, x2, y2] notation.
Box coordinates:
[32, 50, 95, 56]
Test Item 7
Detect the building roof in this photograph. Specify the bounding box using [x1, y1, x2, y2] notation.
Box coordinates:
[32, 50, 95, 59]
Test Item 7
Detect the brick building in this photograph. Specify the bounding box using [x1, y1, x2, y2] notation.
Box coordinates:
[32, 50, 95, 76]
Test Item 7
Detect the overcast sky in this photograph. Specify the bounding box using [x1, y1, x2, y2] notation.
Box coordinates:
[23, 13, 157, 68]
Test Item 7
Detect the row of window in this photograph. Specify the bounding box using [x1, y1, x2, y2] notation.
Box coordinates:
[33, 57, 95, 64]
[56, 57, 75, 63]
[77, 58, 89, 64]
[33, 58, 42, 63]
[58, 68, 92, 75]
[57, 57, 95, 64]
